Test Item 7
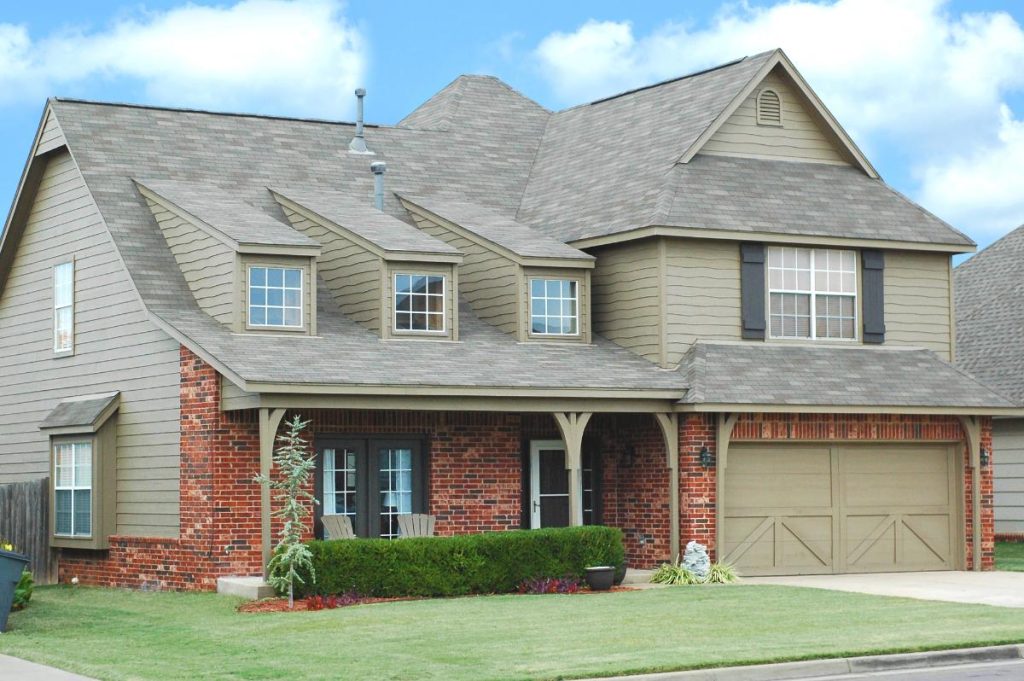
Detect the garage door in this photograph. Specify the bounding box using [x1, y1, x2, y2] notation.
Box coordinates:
[722, 444, 959, 575]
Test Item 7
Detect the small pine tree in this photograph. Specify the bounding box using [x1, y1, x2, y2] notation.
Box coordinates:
[253, 415, 318, 608]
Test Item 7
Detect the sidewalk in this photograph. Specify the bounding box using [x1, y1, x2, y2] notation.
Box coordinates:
[0, 654, 95, 680]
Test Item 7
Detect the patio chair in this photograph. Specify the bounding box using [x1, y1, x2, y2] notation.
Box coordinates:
[322, 514, 355, 540]
[397, 513, 435, 538]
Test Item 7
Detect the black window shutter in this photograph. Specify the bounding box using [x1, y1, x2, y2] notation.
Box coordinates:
[862, 249, 885, 344]
[740, 242, 766, 340]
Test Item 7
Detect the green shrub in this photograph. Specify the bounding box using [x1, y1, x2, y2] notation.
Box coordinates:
[705, 562, 739, 584]
[651, 561, 701, 585]
[13, 570, 32, 610]
[301, 526, 624, 598]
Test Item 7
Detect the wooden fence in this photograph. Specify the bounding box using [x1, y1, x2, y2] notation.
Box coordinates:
[0, 478, 58, 584]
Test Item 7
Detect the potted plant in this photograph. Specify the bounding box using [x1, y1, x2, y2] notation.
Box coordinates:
[0, 541, 29, 632]
[584, 565, 615, 591]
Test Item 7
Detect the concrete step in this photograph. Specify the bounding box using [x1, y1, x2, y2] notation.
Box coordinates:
[216, 576, 275, 600]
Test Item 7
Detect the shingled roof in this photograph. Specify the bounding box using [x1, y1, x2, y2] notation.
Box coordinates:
[682, 342, 1016, 410]
[955, 224, 1024, 403]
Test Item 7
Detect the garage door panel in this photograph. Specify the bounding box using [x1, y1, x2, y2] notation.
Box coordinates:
[724, 443, 958, 576]
[725, 447, 832, 510]
[722, 514, 833, 575]
[842, 447, 952, 507]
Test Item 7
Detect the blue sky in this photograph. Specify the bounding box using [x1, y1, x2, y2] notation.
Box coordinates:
[2, 0, 1024, 251]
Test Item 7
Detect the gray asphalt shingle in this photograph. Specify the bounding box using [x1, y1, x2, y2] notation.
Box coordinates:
[40, 393, 120, 430]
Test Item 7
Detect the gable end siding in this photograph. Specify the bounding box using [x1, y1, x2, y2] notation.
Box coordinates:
[0, 151, 181, 537]
[35, 109, 67, 156]
[701, 69, 852, 165]
[282, 206, 382, 332]
[410, 212, 519, 335]
[146, 197, 235, 326]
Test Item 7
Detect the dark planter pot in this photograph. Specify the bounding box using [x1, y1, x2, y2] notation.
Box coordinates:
[585, 566, 615, 591]
[0, 548, 29, 633]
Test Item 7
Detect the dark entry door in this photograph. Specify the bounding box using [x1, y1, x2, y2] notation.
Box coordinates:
[530, 440, 569, 528]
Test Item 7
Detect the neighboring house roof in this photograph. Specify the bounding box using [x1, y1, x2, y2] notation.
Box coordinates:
[39, 392, 120, 432]
[399, 193, 593, 263]
[955, 224, 1024, 404]
[136, 179, 321, 250]
[270, 187, 460, 257]
[681, 342, 1016, 411]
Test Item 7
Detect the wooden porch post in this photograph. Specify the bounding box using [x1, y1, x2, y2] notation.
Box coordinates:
[957, 415, 982, 572]
[553, 412, 592, 527]
[715, 413, 738, 563]
[654, 413, 680, 560]
[259, 407, 287, 579]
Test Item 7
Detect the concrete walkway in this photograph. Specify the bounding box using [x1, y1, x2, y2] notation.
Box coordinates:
[743, 571, 1024, 608]
[0, 654, 94, 680]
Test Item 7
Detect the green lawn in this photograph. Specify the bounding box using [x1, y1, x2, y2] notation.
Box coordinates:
[4, 586, 1024, 681]
[996, 542, 1024, 571]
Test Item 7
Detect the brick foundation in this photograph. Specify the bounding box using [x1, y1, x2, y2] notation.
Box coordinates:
[59, 348, 995, 589]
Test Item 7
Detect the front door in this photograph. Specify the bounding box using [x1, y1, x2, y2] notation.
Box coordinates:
[530, 440, 569, 528]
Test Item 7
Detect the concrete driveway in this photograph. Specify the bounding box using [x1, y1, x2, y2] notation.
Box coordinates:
[743, 571, 1024, 608]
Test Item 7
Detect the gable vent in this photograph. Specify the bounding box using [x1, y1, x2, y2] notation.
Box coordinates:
[756, 88, 783, 126]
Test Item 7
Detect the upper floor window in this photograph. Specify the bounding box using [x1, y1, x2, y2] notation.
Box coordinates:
[54, 441, 92, 537]
[53, 261, 74, 354]
[530, 278, 579, 336]
[394, 273, 445, 333]
[768, 247, 857, 340]
[248, 266, 302, 328]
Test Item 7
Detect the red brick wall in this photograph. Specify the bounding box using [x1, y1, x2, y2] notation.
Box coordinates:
[680, 414, 716, 558]
[722, 413, 994, 570]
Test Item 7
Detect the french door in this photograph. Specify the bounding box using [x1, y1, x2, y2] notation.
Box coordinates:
[315, 437, 426, 538]
[529, 440, 600, 529]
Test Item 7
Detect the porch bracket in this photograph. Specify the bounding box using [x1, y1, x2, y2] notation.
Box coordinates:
[654, 413, 680, 561]
[715, 413, 738, 563]
[553, 412, 592, 527]
[259, 407, 287, 578]
[956, 415, 982, 572]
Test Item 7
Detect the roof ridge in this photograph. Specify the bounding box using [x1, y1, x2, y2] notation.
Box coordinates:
[556, 50, 774, 113]
[51, 96, 382, 129]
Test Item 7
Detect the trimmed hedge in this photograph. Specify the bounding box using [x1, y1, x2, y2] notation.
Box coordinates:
[299, 526, 625, 598]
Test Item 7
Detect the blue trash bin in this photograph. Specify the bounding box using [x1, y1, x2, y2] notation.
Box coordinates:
[0, 548, 29, 633]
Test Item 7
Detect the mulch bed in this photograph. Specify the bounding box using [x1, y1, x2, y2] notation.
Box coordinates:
[238, 586, 637, 613]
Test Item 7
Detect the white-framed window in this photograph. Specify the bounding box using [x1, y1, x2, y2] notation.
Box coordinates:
[53, 261, 74, 353]
[768, 247, 857, 340]
[393, 273, 445, 333]
[529, 278, 579, 336]
[248, 266, 303, 328]
[54, 441, 92, 537]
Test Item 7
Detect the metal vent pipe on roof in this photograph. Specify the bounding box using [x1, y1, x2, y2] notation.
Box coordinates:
[371, 162, 387, 211]
[349, 88, 372, 154]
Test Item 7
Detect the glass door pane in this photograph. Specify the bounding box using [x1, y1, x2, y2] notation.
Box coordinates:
[323, 447, 359, 530]
[378, 447, 413, 538]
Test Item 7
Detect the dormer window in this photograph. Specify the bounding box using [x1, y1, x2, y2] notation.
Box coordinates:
[248, 265, 303, 329]
[530, 278, 579, 336]
[756, 88, 783, 126]
[394, 273, 446, 333]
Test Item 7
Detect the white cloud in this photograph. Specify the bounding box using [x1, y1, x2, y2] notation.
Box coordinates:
[533, 0, 1024, 240]
[919, 105, 1024, 235]
[0, 0, 365, 117]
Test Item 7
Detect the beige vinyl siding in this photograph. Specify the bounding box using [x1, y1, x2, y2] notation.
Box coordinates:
[410, 212, 519, 335]
[589, 239, 663, 364]
[663, 238, 742, 365]
[238, 253, 315, 335]
[701, 68, 852, 165]
[994, 418, 1024, 535]
[146, 197, 235, 326]
[884, 250, 952, 359]
[0, 151, 181, 537]
[35, 108, 67, 156]
[283, 206, 381, 333]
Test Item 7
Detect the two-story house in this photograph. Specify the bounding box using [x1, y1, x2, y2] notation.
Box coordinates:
[0, 49, 1014, 591]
